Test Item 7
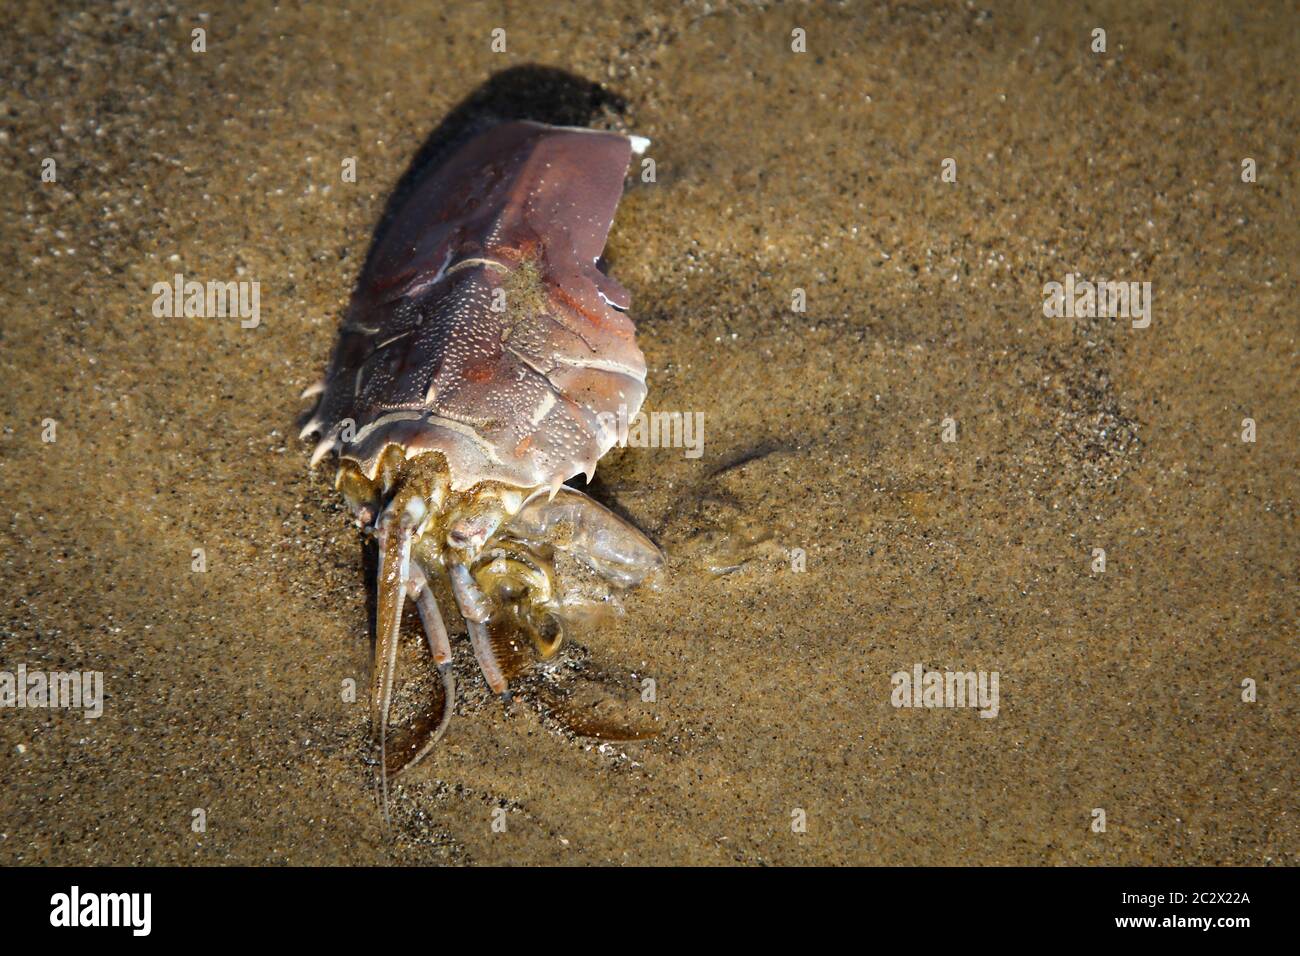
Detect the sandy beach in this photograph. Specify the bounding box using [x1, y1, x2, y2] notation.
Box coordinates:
[0, 0, 1295, 865]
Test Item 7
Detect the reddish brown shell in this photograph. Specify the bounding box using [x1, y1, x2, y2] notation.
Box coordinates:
[303, 121, 647, 492]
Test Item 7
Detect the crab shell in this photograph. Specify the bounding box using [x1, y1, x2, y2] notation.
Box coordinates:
[300, 120, 648, 497]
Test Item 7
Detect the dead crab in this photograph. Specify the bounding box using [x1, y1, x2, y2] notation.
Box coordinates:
[299, 120, 662, 800]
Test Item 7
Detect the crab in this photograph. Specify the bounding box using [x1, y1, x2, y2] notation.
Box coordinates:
[299, 120, 662, 801]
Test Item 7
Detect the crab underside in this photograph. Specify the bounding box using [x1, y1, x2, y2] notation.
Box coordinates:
[342, 448, 661, 800]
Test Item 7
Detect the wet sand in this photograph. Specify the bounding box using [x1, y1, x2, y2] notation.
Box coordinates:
[1, 0, 1295, 865]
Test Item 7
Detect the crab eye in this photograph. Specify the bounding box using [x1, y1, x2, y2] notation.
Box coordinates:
[448, 516, 491, 551]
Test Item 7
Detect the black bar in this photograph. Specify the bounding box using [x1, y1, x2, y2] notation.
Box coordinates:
[0, 866, 1277, 941]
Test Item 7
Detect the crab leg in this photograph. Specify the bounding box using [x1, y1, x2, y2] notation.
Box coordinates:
[450, 563, 510, 702]
[449, 562, 490, 622]
[391, 560, 456, 776]
[407, 561, 452, 666]
[372, 510, 413, 812]
[467, 619, 509, 701]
